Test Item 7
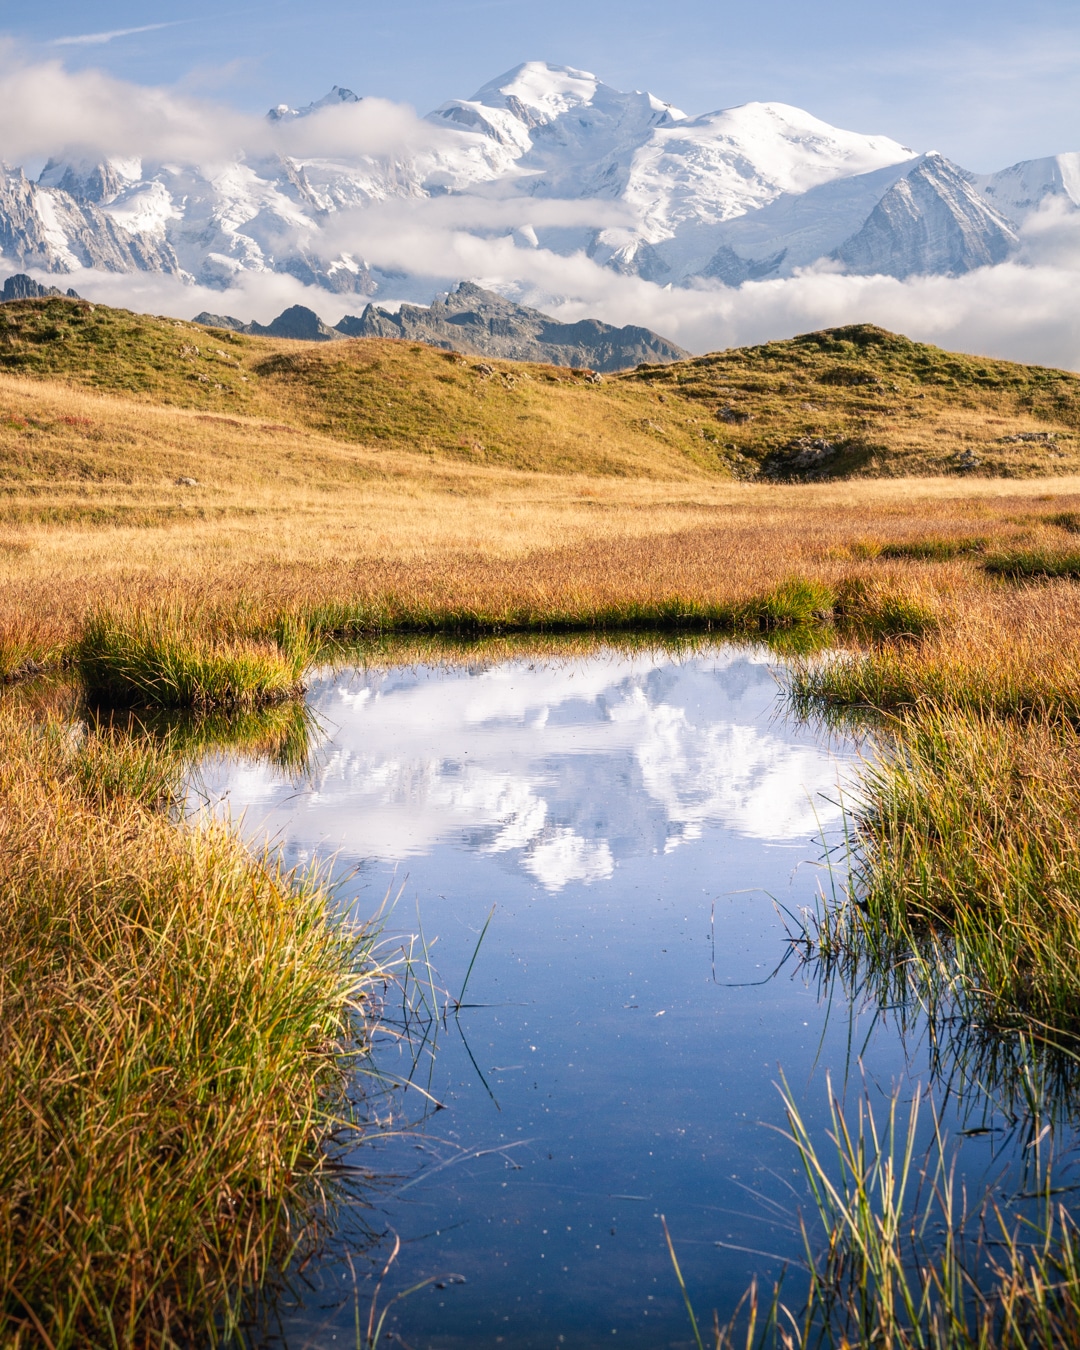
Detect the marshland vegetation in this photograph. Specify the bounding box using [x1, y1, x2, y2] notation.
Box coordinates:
[0, 703, 378, 1347]
[9, 297, 1080, 1344]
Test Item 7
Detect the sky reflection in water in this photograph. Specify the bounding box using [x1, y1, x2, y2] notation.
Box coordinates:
[192, 643, 989, 1349]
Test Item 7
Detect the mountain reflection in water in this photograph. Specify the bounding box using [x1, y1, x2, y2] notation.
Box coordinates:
[200, 646, 850, 892]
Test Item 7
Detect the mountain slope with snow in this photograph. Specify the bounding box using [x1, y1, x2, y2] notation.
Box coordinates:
[2, 61, 1077, 304]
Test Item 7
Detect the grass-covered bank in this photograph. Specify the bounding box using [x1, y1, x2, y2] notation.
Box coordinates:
[784, 582, 1080, 1054]
[0, 706, 377, 1347]
[4, 575, 939, 711]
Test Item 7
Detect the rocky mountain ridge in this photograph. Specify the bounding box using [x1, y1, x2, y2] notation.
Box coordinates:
[193, 281, 690, 369]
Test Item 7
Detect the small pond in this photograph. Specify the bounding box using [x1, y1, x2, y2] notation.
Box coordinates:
[191, 641, 1046, 1348]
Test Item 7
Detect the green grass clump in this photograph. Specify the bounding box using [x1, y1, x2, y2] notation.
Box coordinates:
[833, 577, 940, 638]
[983, 548, 1080, 579]
[759, 1077, 1080, 1350]
[79, 608, 308, 710]
[852, 708, 1080, 1033]
[91, 701, 319, 775]
[0, 709, 375, 1347]
[875, 536, 986, 562]
[267, 586, 839, 643]
[751, 577, 835, 629]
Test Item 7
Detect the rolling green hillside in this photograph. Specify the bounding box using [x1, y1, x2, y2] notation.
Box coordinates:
[0, 297, 1077, 479]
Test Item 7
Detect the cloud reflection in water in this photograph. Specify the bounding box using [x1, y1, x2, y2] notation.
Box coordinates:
[204, 646, 853, 892]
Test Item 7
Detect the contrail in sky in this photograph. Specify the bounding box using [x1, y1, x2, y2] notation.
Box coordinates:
[52, 21, 187, 47]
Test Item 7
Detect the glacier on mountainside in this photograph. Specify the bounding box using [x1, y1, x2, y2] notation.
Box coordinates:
[4, 60, 1078, 301]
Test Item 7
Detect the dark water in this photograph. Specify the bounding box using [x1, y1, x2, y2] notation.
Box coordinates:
[193, 643, 1024, 1349]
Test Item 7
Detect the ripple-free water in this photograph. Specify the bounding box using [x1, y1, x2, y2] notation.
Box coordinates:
[193, 642, 1016, 1349]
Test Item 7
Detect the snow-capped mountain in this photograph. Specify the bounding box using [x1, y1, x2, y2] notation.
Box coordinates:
[3, 61, 1077, 301]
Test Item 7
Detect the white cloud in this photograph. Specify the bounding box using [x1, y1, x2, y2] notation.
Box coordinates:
[0, 43, 439, 165]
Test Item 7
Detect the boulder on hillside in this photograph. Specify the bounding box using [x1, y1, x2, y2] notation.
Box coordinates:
[192, 311, 246, 331]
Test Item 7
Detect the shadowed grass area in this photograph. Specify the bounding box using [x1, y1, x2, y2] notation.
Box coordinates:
[88, 699, 320, 775]
[838, 707, 1080, 1037]
[984, 548, 1080, 579]
[852, 535, 988, 562]
[79, 607, 309, 710]
[0, 707, 377, 1347]
[259, 575, 936, 645]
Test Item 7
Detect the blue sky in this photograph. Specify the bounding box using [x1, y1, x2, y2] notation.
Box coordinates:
[9, 0, 1080, 171]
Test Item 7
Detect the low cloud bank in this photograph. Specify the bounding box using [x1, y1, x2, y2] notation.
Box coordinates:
[58, 237, 1080, 374]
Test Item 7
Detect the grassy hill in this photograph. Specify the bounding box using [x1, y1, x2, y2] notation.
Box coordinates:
[0, 297, 1079, 481]
[624, 323, 1080, 479]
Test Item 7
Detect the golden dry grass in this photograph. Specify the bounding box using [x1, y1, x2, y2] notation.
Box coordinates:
[5, 360, 1080, 671]
[0, 707, 375, 1348]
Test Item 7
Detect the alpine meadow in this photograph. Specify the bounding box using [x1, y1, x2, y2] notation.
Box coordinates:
[6, 30, 1080, 1350]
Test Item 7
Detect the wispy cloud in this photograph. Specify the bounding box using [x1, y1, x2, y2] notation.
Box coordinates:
[52, 22, 185, 48]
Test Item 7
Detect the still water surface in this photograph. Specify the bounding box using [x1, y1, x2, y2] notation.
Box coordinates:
[193, 642, 1006, 1348]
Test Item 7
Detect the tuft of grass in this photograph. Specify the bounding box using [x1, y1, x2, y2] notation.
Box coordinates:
[752, 577, 835, 629]
[833, 576, 940, 638]
[0, 706, 376, 1347]
[983, 548, 1080, 579]
[0, 613, 66, 680]
[771, 1077, 1080, 1350]
[844, 706, 1080, 1034]
[79, 607, 308, 710]
[877, 536, 987, 561]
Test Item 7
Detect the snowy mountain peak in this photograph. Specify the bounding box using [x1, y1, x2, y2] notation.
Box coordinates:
[6, 61, 1079, 304]
[472, 62, 606, 121]
[972, 152, 1080, 222]
[428, 59, 686, 164]
[268, 86, 362, 122]
[463, 61, 685, 125]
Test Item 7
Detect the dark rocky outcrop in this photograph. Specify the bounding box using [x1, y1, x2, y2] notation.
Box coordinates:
[193, 304, 341, 340]
[193, 282, 689, 370]
[336, 282, 689, 370]
[1, 274, 81, 302]
[248, 305, 341, 341]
